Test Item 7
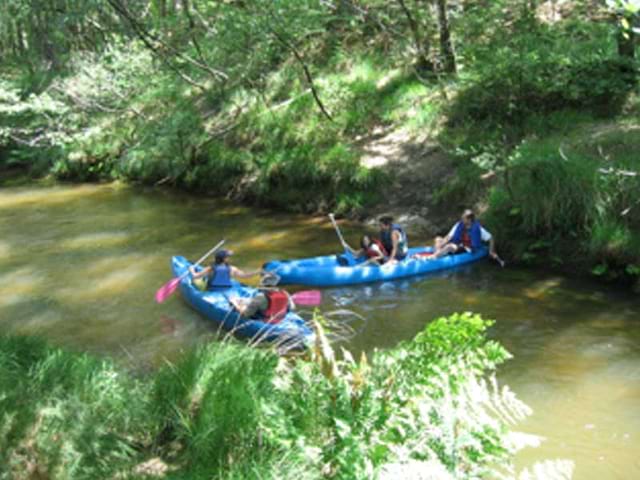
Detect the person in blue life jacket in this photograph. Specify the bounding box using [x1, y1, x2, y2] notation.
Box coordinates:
[189, 249, 262, 290]
[379, 216, 409, 263]
[432, 209, 499, 260]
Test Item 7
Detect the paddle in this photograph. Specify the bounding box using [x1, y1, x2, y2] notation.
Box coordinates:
[492, 254, 506, 268]
[328, 213, 356, 266]
[226, 289, 322, 315]
[155, 239, 225, 303]
[291, 290, 322, 306]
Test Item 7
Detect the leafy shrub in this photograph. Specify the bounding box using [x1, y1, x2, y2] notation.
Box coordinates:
[448, 20, 636, 134]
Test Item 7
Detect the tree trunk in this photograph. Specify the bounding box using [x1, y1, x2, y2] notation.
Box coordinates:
[157, 0, 167, 17]
[617, 32, 636, 59]
[396, 0, 432, 71]
[436, 0, 456, 73]
[617, 14, 636, 60]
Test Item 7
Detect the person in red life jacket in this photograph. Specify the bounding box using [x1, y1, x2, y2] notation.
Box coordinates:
[228, 289, 294, 324]
[379, 216, 409, 264]
[345, 235, 388, 265]
[188, 249, 262, 290]
[432, 209, 498, 259]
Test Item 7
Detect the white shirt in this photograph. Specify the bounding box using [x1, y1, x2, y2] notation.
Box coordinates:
[447, 222, 492, 242]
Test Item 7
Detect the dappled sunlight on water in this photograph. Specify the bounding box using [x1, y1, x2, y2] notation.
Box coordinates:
[0, 240, 10, 260]
[0, 183, 639, 479]
[60, 231, 132, 250]
[0, 184, 110, 209]
[522, 277, 565, 300]
[0, 266, 42, 308]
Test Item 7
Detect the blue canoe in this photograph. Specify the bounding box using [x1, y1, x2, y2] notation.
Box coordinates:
[172, 256, 314, 350]
[263, 247, 488, 287]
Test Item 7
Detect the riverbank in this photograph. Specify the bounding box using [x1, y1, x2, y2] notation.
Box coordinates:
[0, 314, 572, 479]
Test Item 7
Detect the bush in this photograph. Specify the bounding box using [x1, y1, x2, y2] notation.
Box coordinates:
[448, 20, 636, 136]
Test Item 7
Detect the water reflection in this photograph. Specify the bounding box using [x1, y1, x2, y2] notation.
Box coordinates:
[0, 184, 639, 479]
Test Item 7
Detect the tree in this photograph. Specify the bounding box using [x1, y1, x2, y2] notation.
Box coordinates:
[608, 0, 640, 59]
[435, 0, 457, 73]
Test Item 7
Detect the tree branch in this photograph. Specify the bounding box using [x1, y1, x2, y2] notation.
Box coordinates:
[267, 26, 333, 122]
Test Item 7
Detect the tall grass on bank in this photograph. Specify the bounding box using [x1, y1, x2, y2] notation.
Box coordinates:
[484, 124, 640, 281]
[0, 314, 573, 479]
[0, 336, 153, 479]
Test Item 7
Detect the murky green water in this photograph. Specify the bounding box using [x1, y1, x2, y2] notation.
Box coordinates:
[1, 184, 639, 478]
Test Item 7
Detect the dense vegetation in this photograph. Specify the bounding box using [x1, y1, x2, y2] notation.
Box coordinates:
[0, 0, 639, 280]
[0, 313, 572, 479]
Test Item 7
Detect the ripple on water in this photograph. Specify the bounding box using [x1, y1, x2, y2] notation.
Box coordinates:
[0, 266, 43, 308]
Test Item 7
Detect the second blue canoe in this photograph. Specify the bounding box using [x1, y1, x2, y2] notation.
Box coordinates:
[263, 247, 488, 287]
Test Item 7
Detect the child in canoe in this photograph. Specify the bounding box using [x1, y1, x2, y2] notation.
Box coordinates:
[345, 235, 387, 265]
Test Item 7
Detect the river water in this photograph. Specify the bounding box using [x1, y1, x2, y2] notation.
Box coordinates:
[0, 183, 638, 479]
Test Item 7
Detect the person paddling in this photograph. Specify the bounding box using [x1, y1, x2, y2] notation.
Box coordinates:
[189, 249, 261, 290]
[228, 289, 294, 324]
[379, 216, 409, 263]
[432, 209, 499, 260]
[344, 235, 387, 265]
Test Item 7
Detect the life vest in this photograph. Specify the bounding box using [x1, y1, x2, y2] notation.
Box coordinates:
[461, 230, 472, 248]
[263, 290, 289, 324]
[208, 263, 232, 288]
[451, 221, 482, 251]
[381, 224, 408, 258]
[366, 239, 388, 258]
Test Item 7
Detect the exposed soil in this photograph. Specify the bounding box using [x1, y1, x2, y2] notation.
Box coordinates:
[357, 126, 462, 238]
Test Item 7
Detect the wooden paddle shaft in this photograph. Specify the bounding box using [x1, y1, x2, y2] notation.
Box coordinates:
[329, 213, 348, 249]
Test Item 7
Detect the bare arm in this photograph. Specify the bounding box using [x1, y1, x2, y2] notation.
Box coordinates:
[345, 244, 361, 255]
[366, 250, 385, 265]
[230, 266, 262, 279]
[189, 265, 212, 279]
[444, 223, 458, 243]
[489, 237, 497, 257]
[228, 296, 249, 316]
[389, 230, 400, 261]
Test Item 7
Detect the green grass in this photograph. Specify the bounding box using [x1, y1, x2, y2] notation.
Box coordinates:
[0, 313, 564, 479]
[482, 118, 640, 281]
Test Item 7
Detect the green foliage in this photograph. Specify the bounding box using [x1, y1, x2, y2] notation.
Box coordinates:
[449, 18, 636, 139]
[0, 335, 152, 479]
[0, 312, 570, 479]
[485, 124, 640, 281]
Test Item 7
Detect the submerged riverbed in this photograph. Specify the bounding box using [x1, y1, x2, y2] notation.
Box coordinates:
[1, 183, 639, 479]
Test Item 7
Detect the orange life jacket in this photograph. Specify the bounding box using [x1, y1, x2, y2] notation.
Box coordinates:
[263, 290, 289, 324]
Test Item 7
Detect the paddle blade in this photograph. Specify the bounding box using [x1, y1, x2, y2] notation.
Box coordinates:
[292, 290, 322, 306]
[155, 277, 181, 303]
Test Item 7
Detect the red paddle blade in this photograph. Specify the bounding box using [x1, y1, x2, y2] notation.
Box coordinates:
[155, 277, 181, 303]
[291, 290, 322, 306]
